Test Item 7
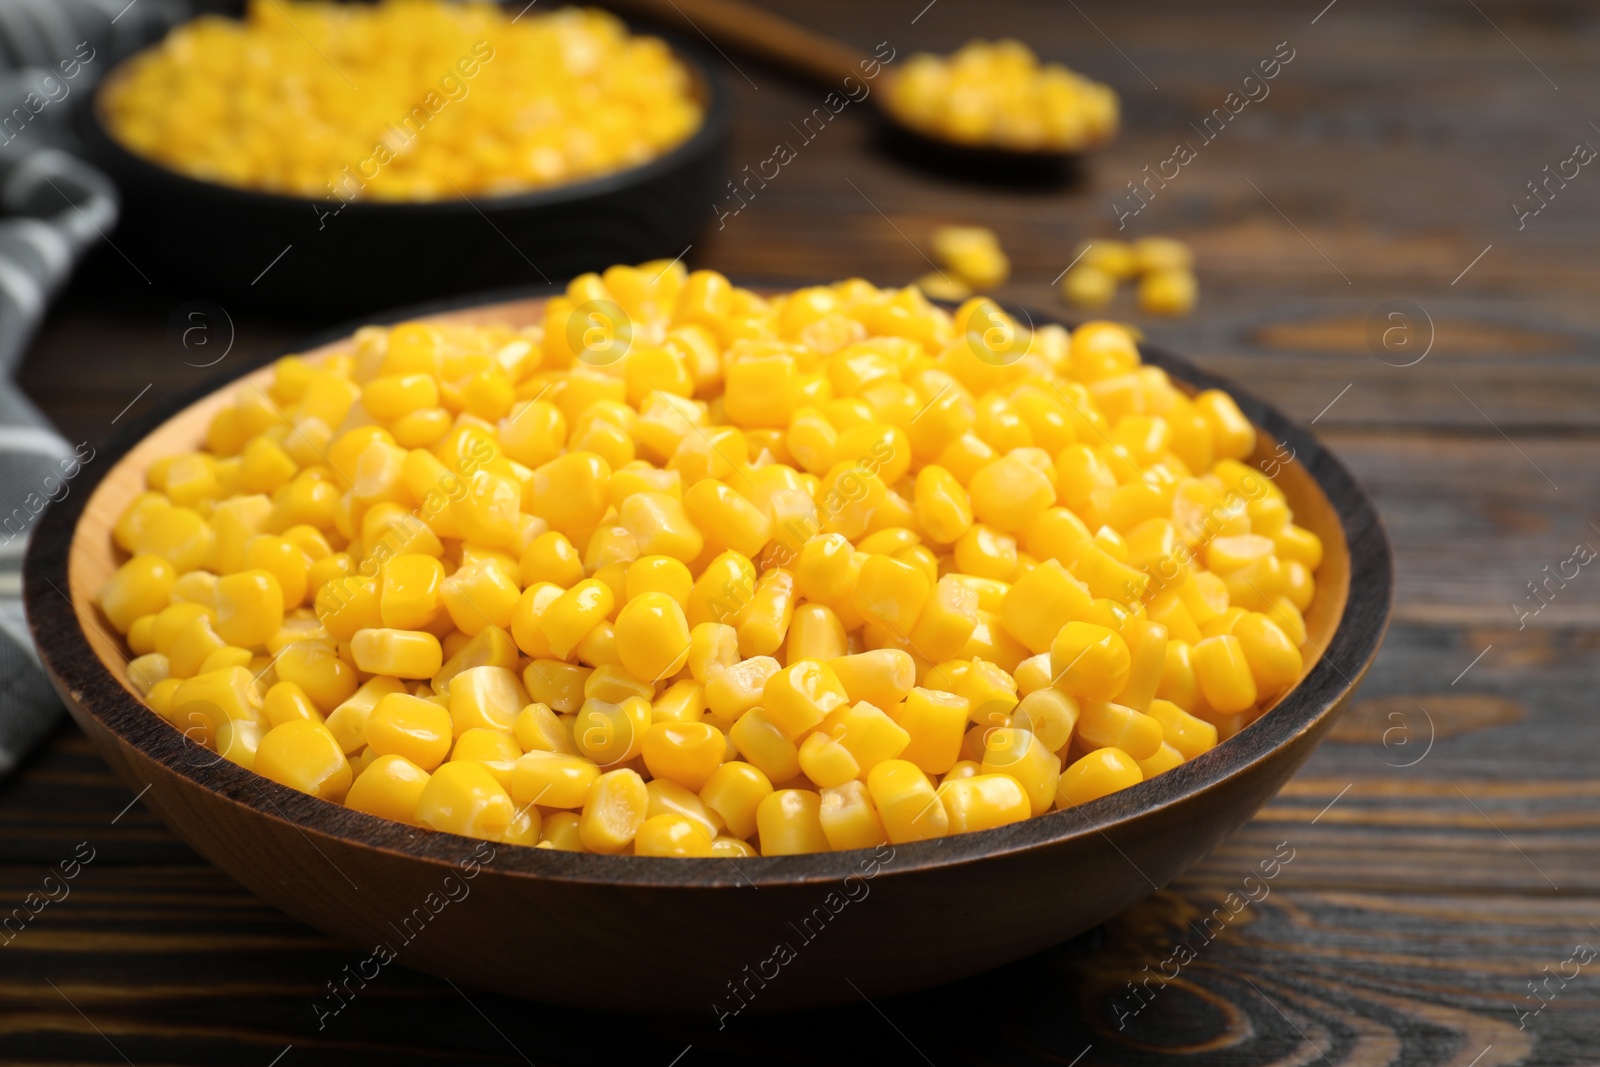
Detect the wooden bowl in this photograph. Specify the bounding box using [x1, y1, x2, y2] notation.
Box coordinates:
[25, 291, 1392, 1014]
[79, 31, 730, 314]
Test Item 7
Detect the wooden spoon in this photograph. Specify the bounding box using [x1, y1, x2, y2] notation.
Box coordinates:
[607, 0, 1101, 174]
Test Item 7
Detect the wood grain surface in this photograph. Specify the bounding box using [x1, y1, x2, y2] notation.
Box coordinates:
[7, 0, 1598, 1062]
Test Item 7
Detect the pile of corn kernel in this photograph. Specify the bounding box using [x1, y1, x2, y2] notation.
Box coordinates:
[100, 1, 702, 199]
[99, 262, 1320, 858]
[884, 39, 1118, 152]
[1064, 238, 1197, 317]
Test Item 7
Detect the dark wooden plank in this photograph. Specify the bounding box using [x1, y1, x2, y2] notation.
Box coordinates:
[3, 862, 1595, 1065]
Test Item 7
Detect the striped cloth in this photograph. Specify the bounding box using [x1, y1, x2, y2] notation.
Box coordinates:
[0, 148, 117, 778]
[0, 0, 189, 778]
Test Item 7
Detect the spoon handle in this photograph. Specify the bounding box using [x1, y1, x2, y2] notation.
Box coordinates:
[612, 0, 870, 87]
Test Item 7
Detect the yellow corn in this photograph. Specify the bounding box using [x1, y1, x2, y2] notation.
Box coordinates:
[786, 603, 849, 662]
[699, 761, 772, 840]
[1076, 700, 1163, 760]
[756, 789, 830, 855]
[614, 592, 691, 682]
[573, 696, 651, 767]
[1145, 699, 1217, 760]
[104, 4, 704, 201]
[350, 628, 443, 679]
[512, 751, 600, 809]
[816, 780, 888, 851]
[448, 666, 527, 735]
[634, 814, 715, 857]
[346, 755, 430, 824]
[897, 687, 970, 775]
[107, 273, 1319, 853]
[830, 649, 916, 710]
[366, 692, 453, 770]
[274, 640, 358, 711]
[727, 707, 801, 783]
[644, 779, 723, 841]
[932, 226, 1010, 289]
[641, 721, 725, 791]
[979, 728, 1060, 815]
[885, 43, 1118, 154]
[762, 660, 850, 739]
[579, 768, 650, 854]
[537, 812, 587, 852]
[969, 454, 1056, 535]
[938, 774, 1031, 834]
[1193, 634, 1258, 714]
[999, 560, 1093, 654]
[1056, 747, 1142, 808]
[866, 760, 949, 844]
[214, 570, 283, 648]
[255, 719, 352, 802]
[416, 761, 516, 840]
[101, 555, 176, 633]
[540, 579, 614, 660]
[1232, 612, 1303, 698]
[1050, 622, 1131, 701]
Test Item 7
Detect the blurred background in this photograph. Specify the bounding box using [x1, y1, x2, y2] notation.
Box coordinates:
[4, 0, 1598, 1063]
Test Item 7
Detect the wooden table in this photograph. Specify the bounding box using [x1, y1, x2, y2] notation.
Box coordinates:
[7, 0, 1598, 1062]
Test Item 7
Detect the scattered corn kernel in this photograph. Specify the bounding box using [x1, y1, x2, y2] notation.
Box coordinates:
[932, 226, 1011, 290]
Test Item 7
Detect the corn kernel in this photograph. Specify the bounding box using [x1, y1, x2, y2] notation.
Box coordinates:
[449, 666, 527, 736]
[979, 728, 1060, 815]
[579, 768, 650, 854]
[1145, 698, 1216, 759]
[350, 628, 443, 679]
[1000, 560, 1093, 654]
[1193, 634, 1258, 714]
[214, 569, 284, 648]
[763, 660, 850, 739]
[346, 755, 430, 824]
[1077, 700, 1164, 759]
[416, 760, 516, 840]
[614, 592, 691, 682]
[756, 789, 830, 855]
[700, 761, 772, 839]
[1233, 612, 1303, 698]
[727, 707, 801, 783]
[635, 813, 715, 857]
[1056, 747, 1142, 808]
[938, 773, 1031, 834]
[866, 760, 948, 844]
[573, 696, 652, 766]
[641, 721, 726, 791]
[968, 454, 1056, 534]
[256, 719, 352, 802]
[366, 692, 453, 770]
[512, 751, 600, 809]
[1049, 622, 1131, 701]
[898, 687, 970, 775]
[101, 555, 176, 633]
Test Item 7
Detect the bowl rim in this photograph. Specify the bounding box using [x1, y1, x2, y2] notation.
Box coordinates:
[84, 16, 733, 215]
[25, 283, 1394, 890]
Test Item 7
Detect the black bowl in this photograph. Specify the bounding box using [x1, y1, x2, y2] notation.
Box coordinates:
[81, 28, 730, 313]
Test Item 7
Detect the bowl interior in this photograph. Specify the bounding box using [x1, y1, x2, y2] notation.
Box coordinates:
[48, 292, 1369, 891]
